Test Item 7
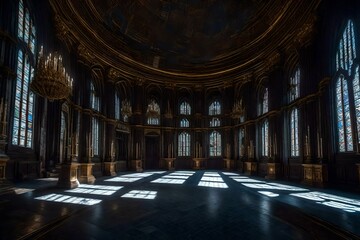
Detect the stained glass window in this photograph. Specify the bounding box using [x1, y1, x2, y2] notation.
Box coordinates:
[335, 20, 357, 152]
[17, 0, 35, 54]
[180, 118, 189, 128]
[261, 120, 269, 157]
[209, 100, 221, 115]
[209, 131, 221, 156]
[353, 67, 360, 143]
[115, 92, 120, 120]
[90, 82, 100, 111]
[13, 0, 36, 147]
[178, 132, 190, 156]
[289, 69, 300, 102]
[336, 75, 353, 151]
[290, 108, 299, 157]
[180, 101, 191, 115]
[92, 117, 99, 156]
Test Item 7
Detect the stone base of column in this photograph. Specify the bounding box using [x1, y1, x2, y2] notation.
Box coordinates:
[0, 154, 9, 181]
[131, 160, 143, 172]
[0, 154, 13, 195]
[302, 163, 328, 187]
[244, 161, 257, 176]
[265, 163, 281, 180]
[78, 163, 96, 184]
[223, 159, 233, 171]
[57, 163, 80, 189]
[104, 162, 116, 176]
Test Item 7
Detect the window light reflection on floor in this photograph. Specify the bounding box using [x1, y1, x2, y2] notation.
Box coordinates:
[65, 184, 123, 196]
[36, 178, 59, 181]
[198, 181, 228, 188]
[290, 191, 360, 212]
[198, 173, 228, 188]
[258, 191, 279, 197]
[77, 184, 123, 191]
[35, 194, 101, 205]
[151, 178, 186, 184]
[105, 177, 142, 182]
[232, 178, 265, 183]
[242, 183, 307, 191]
[159, 175, 189, 179]
[222, 172, 239, 176]
[201, 176, 224, 182]
[121, 190, 157, 200]
[174, 171, 195, 174]
[14, 188, 35, 195]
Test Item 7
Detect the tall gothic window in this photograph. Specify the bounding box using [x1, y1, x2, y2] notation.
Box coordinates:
[239, 128, 245, 157]
[209, 100, 221, 156]
[290, 108, 299, 157]
[335, 20, 358, 152]
[258, 88, 268, 116]
[178, 132, 190, 156]
[180, 118, 189, 128]
[209, 100, 221, 115]
[115, 92, 120, 120]
[209, 131, 221, 156]
[92, 117, 99, 156]
[289, 68, 300, 102]
[180, 101, 191, 115]
[90, 82, 100, 111]
[261, 120, 269, 157]
[12, 0, 36, 147]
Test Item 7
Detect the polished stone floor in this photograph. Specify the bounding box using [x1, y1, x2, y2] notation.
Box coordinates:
[0, 171, 360, 240]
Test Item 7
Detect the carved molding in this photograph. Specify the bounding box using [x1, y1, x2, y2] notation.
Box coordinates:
[77, 44, 98, 66]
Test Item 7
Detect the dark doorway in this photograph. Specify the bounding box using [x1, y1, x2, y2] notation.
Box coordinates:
[116, 132, 128, 168]
[145, 135, 160, 169]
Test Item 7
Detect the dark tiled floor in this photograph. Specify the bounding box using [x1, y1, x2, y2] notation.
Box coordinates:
[0, 171, 360, 240]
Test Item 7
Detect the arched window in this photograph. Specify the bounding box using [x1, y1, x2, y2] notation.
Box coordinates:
[290, 108, 299, 157]
[90, 82, 100, 111]
[180, 118, 189, 128]
[289, 68, 300, 102]
[92, 117, 99, 156]
[180, 101, 191, 115]
[335, 20, 358, 152]
[209, 100, 221, 115]
[12, 0, 36, 147]
[146, 99, 160, 125]
[115, 92, 120, 120]
[239, 128, 245, 157]
[209, 131, 221, 156]
[258, 88, 268, 116]
[261, 120, 269, 157]
[178, 132, 190, 156]
[210, 117, 221, 127]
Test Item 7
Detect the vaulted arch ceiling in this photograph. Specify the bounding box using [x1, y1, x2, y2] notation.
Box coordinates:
[50, 0, 321, 86]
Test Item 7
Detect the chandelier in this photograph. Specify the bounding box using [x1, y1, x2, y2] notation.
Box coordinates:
[146, 99, 160, 118]
[232, 99, 245, 119]
[121, 99, 132, 122]
[30, 46, 73, 101]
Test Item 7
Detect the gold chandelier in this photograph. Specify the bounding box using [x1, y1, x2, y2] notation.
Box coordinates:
[30, 46, 73, 101]
[121, 99, 132, 121]
[232, 99, 245, 119]
[146, 99, 160, 118]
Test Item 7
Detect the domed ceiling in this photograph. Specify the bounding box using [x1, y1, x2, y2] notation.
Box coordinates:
[50, 0, 320, 85]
